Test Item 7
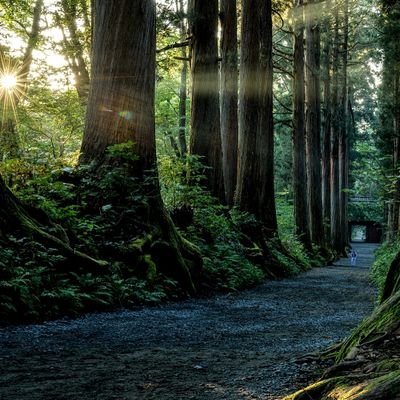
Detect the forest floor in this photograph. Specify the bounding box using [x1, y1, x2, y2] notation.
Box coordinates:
[0, 243, 377, 400]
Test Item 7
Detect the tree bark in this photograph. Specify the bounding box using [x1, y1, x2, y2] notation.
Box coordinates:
[177, 0, 188, 157]
[322, 24, 332, 244]
[258, 0, 277, 233]
[190, 0, 224, 202]
[339, 0, 349, 253]
[330, 2, 341, 253]
[56, 0, 91, 103]
[20, 0, 44, 92]
[236, 0, 277, 235]
[80, 1, 156, 169]
[292, 0, 311, 249]
[220, 0, 238, 207]
[393, 71, 400, 237]
[305, 0, 325, 247]
[80, 0, 199, 293]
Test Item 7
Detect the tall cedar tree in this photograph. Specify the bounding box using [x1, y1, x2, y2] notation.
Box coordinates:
[321, 20, 332, 243]
[80, 0, 199, 292]
[330, 2, 342, 252]
[382, 0, 400, 238]
[292, 0, 311, 249]
[220, 0, 238, 207]
[190, 0, 225, 202]
[305, 0, 325, 247]
[339, 0, 349, 252]
[177, 0, 188, 156]
[236, 0, 277, 235]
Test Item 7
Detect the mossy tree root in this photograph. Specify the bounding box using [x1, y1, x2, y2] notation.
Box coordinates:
[0, 176, 108, 271]
[149, 202, 202, 294]
[337, 290, 400, 362]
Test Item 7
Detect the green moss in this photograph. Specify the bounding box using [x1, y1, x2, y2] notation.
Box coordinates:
[360, 370, 400, 397]
[130, 234, 153, 253]
[337, 290, 400, 362]
[142, 254, 157, 282]
[283, 377, 350, 400]
[375, 359, 400, 373]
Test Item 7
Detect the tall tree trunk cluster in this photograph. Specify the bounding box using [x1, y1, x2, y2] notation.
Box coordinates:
[189, 0, 277, 234]
[381, 1, 400, 240]
[291, 0, 351, 255]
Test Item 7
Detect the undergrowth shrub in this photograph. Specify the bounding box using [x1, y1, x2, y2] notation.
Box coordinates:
[371, 239, 400, 301]
[276, 196, 315, 270]
[0, 146, 312, 324]
[159, 154, 312, 291]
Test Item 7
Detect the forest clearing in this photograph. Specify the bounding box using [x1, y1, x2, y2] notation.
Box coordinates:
[1, 0, 400, 398]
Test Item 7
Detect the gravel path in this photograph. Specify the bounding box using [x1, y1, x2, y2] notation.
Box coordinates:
[0, 243, 377, 400]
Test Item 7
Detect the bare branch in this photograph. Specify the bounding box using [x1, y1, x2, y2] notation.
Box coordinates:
[156, 40, 190, 54]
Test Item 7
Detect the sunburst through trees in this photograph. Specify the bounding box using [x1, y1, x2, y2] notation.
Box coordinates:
[0, 55, 26, 124]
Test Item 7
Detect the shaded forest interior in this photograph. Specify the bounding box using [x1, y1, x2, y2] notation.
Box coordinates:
[0, 0, 400, 398]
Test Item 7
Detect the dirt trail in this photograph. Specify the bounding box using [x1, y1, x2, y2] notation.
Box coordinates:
[0, 243, 377, 400]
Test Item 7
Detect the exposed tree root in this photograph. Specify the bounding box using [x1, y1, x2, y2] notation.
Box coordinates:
[0, 176, 107, 271]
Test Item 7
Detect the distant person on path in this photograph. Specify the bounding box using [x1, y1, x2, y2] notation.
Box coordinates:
[351, 249, 357, 266]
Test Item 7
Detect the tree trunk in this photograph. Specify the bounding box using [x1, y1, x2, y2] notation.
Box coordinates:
[292, 0, 311, 249]
[80, 1, 157, 168]
[392, 72, 400, 237]
[322, 26, 332, 244]
[339, 0, 349, 253]
[56, 0, 91, 103]
[305, 0, 324, 247]
[177, 0, 188, 157]
[236, 0, 260, 215]
[190, 0, 224, 202]
[20, 0, 44, 92]
[236, 0, 277, 235]
[220, 0, 238, 207]
[330, 3, 341, 253]
[80, 0, 199, 293]
[258, 0, 278, 234]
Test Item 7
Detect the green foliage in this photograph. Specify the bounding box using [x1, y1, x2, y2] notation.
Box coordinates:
[348, 200, 384, 222]
[19, 88, 84, 162]
[159, 154, 313, 291]
[189, 207, 265, 291]
[0, 143, 183, 323]
[276, 196, 314, 269]
[159, 153, 266, 291]
[371, 239, 400, 301]
[159, 154, 210, 209]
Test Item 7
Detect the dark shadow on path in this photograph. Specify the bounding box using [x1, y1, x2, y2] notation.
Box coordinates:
[0, 244, 378, 400]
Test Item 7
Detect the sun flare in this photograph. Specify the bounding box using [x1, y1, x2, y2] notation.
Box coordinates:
[0, 56, 27, 123]
[0, 74, 18, 90]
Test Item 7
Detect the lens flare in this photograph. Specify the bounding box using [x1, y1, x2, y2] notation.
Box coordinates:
[0, 55, 27, 124]
[0, 74, 17, 90]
